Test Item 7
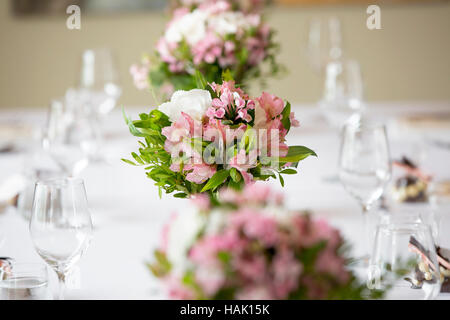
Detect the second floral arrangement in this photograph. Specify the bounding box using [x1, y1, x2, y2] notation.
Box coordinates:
[130, 0, 282, 98]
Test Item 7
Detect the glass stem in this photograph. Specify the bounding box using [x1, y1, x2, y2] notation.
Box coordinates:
[361, 204, 371, 262]
[57, 272, 66, 300]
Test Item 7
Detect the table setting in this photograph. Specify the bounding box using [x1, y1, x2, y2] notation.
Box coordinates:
[1, 0, 450, 302]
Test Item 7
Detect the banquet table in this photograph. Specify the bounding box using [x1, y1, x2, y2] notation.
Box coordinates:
[1, 102, 450, 300]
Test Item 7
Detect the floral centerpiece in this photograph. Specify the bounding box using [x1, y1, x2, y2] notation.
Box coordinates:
[123, 75, 316, 198]
[130, 0, 282, 99]
[148, 184, 384, 299]
[170, 0, 267, 13]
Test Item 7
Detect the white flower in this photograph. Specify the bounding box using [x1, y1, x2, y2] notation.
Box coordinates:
[261, 206, 295, 227]
[166, 208, 205, 276]
[204, 209, 228, 235]
[158, 89, 212, 122]
[165, 10, 208, 45]
[209, 12, 249, 36]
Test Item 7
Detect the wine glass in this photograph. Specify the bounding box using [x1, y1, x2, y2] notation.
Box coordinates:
[43, 99, 98, 177]
[0, 262, 51, 300]
[318, 59, 365, 130]
[79, 48, 122, 117]
[339, 120, 391, 264]
[368, 219, 441, 300]
[29, 178, 93, 300]
[306, 17, 343, 75]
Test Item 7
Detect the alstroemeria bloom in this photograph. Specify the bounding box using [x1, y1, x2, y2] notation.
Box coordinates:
[185, 163, 217, 184]
[257, 92, 285, 120]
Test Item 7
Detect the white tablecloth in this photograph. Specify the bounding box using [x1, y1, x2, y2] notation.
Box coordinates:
[1, 102, 449, 299]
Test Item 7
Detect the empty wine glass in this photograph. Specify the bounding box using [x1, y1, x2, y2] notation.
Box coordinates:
[79, 48, 122, 117]
[318, 59, 365, 130]
[306, 17, 343, 75]
[43, 99, 98, 177]
[339, 120, 391, 264]
[368, 219, 441, 300]
[0, 262, 51, 300]
[30, 178, 93, 300]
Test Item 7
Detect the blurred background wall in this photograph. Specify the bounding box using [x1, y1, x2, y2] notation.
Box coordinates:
[0, 0, 449, 108]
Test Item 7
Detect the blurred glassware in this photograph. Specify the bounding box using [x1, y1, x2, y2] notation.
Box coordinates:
[430, 180, 450, 248]
[43, 99, 99, 177]
[30, 178, 93, 300]
[306, 17, 343, 75]
[339, 120, 391, 264]
[378, 207, 439, 243]
[368, 218, 441, 300]
[17, 169, 63, 221]
[0, 262, 51, 300]
[318, 59, 366, 130]
[79, 48, 122, 117]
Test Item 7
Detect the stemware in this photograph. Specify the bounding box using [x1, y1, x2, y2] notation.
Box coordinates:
[318, 59, 365, 130]
[368, 219, 441, 300]
[339, 120, 391, 263]
[0, 262, 51, 300]
[306, 17, 343, 75]
[79, 48, 122, 117]
[43, 99, 98, 177]
[29, 178, 93, 300]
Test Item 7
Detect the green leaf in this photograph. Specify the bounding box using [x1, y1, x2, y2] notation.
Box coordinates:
[217, 251, 231, 264]
[281, 101, 291, 132]
[279, 146, 317, 163]
[278, 172, 285, 187]
[123, 108, 148, 138]
[280, 169, 297, 175]
[194, 70, 208, 90]
[201, 170, 230, 192]
[131, 152, 144, 165]
[121, 158, 136, 166]
[222, 69, 234, 82]
[230, 168, 241, 183]
[174, 193, 188, 198]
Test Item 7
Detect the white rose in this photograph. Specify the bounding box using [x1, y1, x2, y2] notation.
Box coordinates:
[209, 12, 249, 36]
[158, 89, 212, 122]
[165, 10, 208, 45]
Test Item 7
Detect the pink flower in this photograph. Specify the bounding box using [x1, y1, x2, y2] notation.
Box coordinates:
[129, 63, 149, 90]
[200, 0, 231, 14]
[315, 249, 350, 284]
[161, 115, 192, 154]
[228, 149, 257, 176]
[290, 112, 300, 127]
[190, 194, 210, 211]
[236, 285, 274, 300]
[231, 209, 279, 246]
[195, 265, 225, 296]
[165, 275, 195, 300]
[215, 108, 226, 118]
[234, 255, 266, 282]
[192, 32, 223, 65]
[185, 163, 217, 184]
[156, 38, 177, 64]
[257, 92, 285, 120]
[219, 183, 284, 207]
[160, 213, 178, 252]
[272, 248, 303, 298]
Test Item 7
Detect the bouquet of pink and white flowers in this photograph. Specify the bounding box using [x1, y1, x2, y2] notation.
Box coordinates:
[170, 0, 267, 14]
[123, 76, 316, 198]
[130, 0, 282, 98]
[148, 185, 384, 300]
